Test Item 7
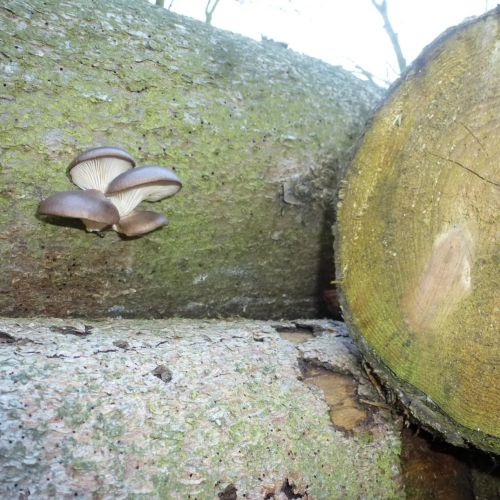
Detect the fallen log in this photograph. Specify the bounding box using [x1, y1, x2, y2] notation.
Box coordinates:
[0, 317, 402, 498]
[336, 8, 499, 453]
[0, 0, 380, 320]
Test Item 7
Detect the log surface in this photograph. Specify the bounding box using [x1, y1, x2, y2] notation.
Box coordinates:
[0, 318, 402, 498]
[336, 8, 499, 453]
[0, 0, 380, 319]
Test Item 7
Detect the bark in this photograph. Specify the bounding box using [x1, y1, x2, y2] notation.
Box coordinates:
[336, 8, 500, 453]
[0, 0, 381, 320]
[0, 317, 403, 498]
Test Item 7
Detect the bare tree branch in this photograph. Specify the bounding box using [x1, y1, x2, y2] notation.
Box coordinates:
[371, 0, 406, 74]
[205, 0, 221, 25]
[353, 64, 390, 87]
[167, 0, 175, 10]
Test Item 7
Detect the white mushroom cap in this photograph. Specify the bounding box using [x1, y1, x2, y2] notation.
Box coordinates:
[67, 146, 135, 192]
[114, 210, 168, 236]
[105, 165, 182, 217]
[38, 189, 120, 232]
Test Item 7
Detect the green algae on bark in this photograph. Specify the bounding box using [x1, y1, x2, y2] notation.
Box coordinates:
[0, 0, 381, 319]
[0, 317, 402, 498]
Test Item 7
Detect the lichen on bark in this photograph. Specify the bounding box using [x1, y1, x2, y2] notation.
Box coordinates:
[0, 317, 402, 498]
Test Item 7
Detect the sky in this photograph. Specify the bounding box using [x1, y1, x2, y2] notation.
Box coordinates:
[149, 0, 492, 85]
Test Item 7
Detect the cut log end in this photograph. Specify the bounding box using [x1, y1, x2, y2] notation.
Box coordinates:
[336, 7, 500, 453]
[403, 225, 473, 334]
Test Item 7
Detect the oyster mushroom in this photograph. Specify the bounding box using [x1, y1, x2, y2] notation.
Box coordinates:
[67, 146, 135, 192]
[105, 165, 182, 217]
[38, 190, 120, 232]
[114, 210, 168, 236]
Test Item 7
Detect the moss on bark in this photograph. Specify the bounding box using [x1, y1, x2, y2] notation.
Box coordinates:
[0, 0, 381, 319]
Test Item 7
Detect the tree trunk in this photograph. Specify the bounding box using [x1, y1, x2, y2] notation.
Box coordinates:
[0, 0, 380, 320]
[0, 317, 402, 498]
[336, 8, 499, 453]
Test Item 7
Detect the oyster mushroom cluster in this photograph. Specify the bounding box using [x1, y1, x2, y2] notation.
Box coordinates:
[38, 147, 182, 237]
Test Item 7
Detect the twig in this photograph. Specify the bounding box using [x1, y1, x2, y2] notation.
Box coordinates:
[362, 360, 385, 400]
[359, 398, 392, 409]
[205, 0, 221, 25]
[371, 0, 406, 74]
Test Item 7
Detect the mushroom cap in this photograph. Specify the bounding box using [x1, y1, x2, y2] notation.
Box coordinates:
[38, 190, 120, 231]
[105, 165, 182, 217]
[106, 165, 182, 200]
[68, 147, 135, 170]
[114, 210, 168, 237]
[67, 146, 135, 192]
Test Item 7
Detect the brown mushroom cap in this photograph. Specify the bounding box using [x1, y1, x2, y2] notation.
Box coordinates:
[105, 165, 182, 217]
[38, 189, 120, 232]
[114, 210, 168, 236]
[68, 147, 135, 170]
[67, 146, 135, 192]
[106, 165, 182, 200]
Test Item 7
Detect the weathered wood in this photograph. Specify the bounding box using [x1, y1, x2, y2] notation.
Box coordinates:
[0, 0, 380, 320]
[0, 317, 402, 498]
[336, 8, 499, 453]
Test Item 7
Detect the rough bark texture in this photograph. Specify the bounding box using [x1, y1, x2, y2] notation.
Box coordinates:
[0, 0, 381, 320]
[0, 317, 402, 498]
[336, 8, 499, 453]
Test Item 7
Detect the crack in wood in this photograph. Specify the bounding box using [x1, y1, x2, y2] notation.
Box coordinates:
[460, 122, 489, 157]
[427, 151, 499, 188]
